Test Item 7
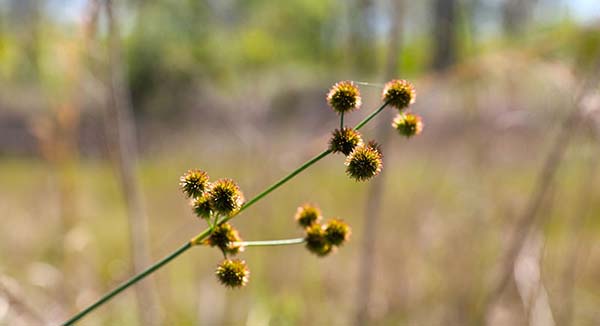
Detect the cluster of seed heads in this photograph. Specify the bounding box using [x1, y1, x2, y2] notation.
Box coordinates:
[178, 79, 421, 288]
[296, 204, 351, 256]
[327, 79, 421, 182]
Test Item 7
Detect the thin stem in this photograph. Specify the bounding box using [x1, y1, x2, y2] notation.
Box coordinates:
[354, 101, 389, 131]
[62, 242, 192, 326]
[234, 238, 305, 247]
[63, 101, 390, 325]
[340, 112, 344, 129]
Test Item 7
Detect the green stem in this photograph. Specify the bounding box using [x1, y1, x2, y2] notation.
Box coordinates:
[61, 242, 192, 326]
[340, 112, 344, 129]
[63, 101, 390, 325]
[234, 238, 305, 247]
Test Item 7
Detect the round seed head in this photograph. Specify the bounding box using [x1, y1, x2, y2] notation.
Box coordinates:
[192, 194, 212, 219]
[294, 204, 322, 228]
[344, 142, 383, 182]
[392, 113, 423, 138]
[329, 128, 363, 155]
[180, 169, 209, 198]
[304, 224, 333, 257]
[215, 259, 250, 288]
[205, 222, 244, 255]
[208, 179, 244, 216]
[324, 218, 351, 246]
[382, 79, 416, 110]
[326, 81, 362, 114]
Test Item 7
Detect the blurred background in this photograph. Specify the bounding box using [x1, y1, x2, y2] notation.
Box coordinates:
[1, 0, 600, 325]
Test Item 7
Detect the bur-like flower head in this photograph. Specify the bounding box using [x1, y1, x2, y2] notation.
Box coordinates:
[326, 81, 361, 114]
[294, 204, 322, 228]
[392, 113, 423, 138]
[180, 169, 209, 198]
[345, 142, 383, 182]
[329, 128, 363, 155]
[205, 223, 244, 255]
[215, 259, 250, 288]
[382, 79, 416, 110]
[208, 179, 244, 216]
[193, 195, 212, 219]
[304, 224, 332, 257]
[324, 219, 351, 246]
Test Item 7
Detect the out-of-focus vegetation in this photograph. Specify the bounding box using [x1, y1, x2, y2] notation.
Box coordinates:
[1, 0, 600, 325]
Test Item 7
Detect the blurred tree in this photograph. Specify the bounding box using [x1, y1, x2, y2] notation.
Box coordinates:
[502, 0, 537, 36]
[348, 0, 378, 73]
[431, 0, 457, 71]
[8, 0, 42, 81]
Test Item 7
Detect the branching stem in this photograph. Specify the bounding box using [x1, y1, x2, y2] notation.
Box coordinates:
[62, 101, 390, 325]
[234, 238, 305, 247]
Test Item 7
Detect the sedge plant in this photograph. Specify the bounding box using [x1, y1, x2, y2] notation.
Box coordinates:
[62, 79, 422, 325]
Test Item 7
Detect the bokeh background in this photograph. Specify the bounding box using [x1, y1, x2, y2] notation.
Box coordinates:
[1, 0, 600, 325]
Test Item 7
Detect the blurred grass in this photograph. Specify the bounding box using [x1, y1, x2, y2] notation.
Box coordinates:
[2, 126, 600, 324]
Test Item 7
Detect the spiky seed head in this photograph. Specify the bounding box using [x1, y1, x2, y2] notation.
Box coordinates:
[382, 79, 416, 110]
[304, 224, 333, 257]
[344, 142, 383, 182]
[329, 128, 363, 155]
[204, 223, 244, 255]
[192, 195, 212, 219]
[392, 113, 423, 138]
[294, 204, 322, 228]
[180, 169, 210, 198]
[208, 179, 244, 216]
[326, 81, 362, 114]
[215, 259, 250, 288]
[324, 218, 351, 246]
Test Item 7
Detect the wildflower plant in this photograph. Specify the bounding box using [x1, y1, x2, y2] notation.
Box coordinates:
[62, 79, 422, 325]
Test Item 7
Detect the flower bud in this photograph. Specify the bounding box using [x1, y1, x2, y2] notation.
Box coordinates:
[294, 204, 322, 228]
[179, 169, 209, 198]
[329, 128, 363, 155]
[215, 259, 250, 288]
[392, 113, 423, 138]
[324, 218, 351, 246]
[382, 79, 416, 110]
[205, 223, 244, 255]
[304, 224, 332, 257]
[326, 81, 361, 114]
[192, 195, 212, 219]
[344, 142, 383, 182]
[208, 179, 244, 216]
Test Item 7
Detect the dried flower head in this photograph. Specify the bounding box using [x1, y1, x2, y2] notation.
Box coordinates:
[205, 223, 244, 255]
[329, 128, 363, 155]
[294, 204, 322, 228]
[326, 81, 362, 114]
[304, 224, 332, 257]
[193, 195, 212, 219]
[382, 79, 416, 110]
[392, 113, 423, 138]
[180, 169, 210, 198]
[208, 179, 244, 216]
[215, 259, 250, 288]
[324, 219, 351, 246]
[345, 142, 383, 182]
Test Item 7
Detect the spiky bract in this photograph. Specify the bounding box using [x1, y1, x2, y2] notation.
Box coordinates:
[382, 79, 416, 110]
[392, 113, 423, 138]
[180, 169, 209, 198]
[326, 81, 361, 114]
[208, 179, 244, 216]
[294, 204, 322, 228]
[304, 224, 332, 257]
[193, 195, 212, 219]
[329, 128, 363, 155]
[324, 219, 351, 246]
[345, 142, 383, 182]
[205, 223, 244, 255]
[215, 259, 249, 288]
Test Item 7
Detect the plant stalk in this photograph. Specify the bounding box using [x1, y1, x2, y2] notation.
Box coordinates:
[233, 238, 305, 247]
[63, 101, 390, 325]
